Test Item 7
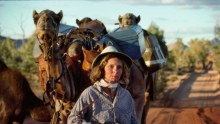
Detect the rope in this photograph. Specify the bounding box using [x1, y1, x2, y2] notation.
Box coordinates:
[77, 99, 97, 115]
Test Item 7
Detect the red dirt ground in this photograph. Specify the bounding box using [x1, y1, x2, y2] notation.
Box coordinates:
[146, 70, 220, 124]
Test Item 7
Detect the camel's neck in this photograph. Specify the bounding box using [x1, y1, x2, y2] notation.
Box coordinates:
[46, 57, 63, 82]
[82, 59, 92, 72]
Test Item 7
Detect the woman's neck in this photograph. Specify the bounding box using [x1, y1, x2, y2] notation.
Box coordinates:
[99, 79, 118, 89]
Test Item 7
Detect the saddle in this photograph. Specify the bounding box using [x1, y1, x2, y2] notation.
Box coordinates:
[142, 31, 166, 72]
[99, 24, 166, 73]
[100, 24, 145, 60]
[80, 19, 107, 37]
[58, 23, 77, 36]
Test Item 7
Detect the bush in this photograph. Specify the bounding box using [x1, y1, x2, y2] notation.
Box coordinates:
[155, 69, 167, 98]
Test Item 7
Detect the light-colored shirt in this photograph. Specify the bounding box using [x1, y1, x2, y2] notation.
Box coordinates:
[67, 81, 139, 124]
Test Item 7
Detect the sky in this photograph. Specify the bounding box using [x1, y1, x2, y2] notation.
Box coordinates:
[0, 0, 220, 44]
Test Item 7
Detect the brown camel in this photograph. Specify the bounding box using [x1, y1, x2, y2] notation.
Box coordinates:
[99, 12, 167, 123]
[0, 59, 51, 124]
[117, 13, 168, 59]
[32, 10, 108, 124]
[76, 17, 92, 27]
[33, 9, 76, 124]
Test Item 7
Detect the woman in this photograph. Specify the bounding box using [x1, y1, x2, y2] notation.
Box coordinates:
[67, 46, 138, 124]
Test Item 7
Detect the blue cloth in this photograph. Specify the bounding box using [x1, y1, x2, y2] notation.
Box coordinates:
[58, 23, 77, 36]
[67, 82, 139, 124]
[99, 25, 145, 60]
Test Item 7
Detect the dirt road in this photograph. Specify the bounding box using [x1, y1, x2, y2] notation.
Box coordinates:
[146, 70, 220, 124]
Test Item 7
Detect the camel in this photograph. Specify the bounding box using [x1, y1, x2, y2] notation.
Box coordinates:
[33, 9, 75, 124]
[32, 9, 108, 124]
[117, 13, 140, 28]
[117, 13, 168, 59]
[105, 12, 167, 123]
[0, 59, 51, 124]
[76, 17, 92, 27]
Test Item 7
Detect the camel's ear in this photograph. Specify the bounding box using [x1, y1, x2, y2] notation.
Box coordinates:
[136, 15, 141, 24]
[56, 10, 63, 24]
[76, 19, 80, 26]
[118, 15, 122, 23]
[32, 10, 39, 25]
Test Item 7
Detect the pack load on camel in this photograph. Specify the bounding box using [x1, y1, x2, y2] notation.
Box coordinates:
[59, 23, 76, 36]
[103, 13, 167, 73]
[100, 24, 146, 60]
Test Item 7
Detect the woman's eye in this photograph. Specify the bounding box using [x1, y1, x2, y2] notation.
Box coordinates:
[116, 66, 122, 70]
[118, 66, 122, 69]
[108, 65, 114, 69]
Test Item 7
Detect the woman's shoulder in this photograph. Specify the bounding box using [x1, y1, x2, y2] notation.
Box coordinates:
[118, 85, 132, 96]
[81, 85, 95, 93]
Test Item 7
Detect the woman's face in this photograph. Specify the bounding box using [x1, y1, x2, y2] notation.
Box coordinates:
[104, 57, 123, 84]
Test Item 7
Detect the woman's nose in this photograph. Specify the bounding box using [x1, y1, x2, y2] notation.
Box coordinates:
[112, 66, 119, 73]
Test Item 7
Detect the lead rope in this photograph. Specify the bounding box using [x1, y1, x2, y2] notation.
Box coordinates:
[54, 37, 64, 124]
[75, 86, 101, 122]
[78, 99, 97, 115]
[50, 37, 57, 124]
[48, 37, 61, 124]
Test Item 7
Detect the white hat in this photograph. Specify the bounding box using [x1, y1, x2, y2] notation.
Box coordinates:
[91, 46, 132, 69]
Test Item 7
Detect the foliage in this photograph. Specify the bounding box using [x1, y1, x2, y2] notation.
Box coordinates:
[210, 44, 220, 72]
[170, 38, 187, 70]
[213, 23, 220, 72]
[166, 38, 212, 74]
[0, 38, 18, 67]
[166, 51, 176, 69]
[0, 36, 38, 79]
[155, 69, 167, 96]
[188, 38, 211, 69]
[181, 48, 196, 67]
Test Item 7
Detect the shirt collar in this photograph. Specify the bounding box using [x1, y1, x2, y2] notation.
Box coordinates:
[96, 79, 119, 89]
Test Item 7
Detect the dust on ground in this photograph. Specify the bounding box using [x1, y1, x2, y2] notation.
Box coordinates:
[147, 70, 220, 124]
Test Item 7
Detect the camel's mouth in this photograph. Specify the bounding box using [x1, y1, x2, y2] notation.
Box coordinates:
[36, 30, 57, 43]
[123, 22, 133, 27]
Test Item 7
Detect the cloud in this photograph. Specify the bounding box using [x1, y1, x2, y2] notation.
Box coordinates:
[123, 0, 220, 5]
[214, 13, 220, 21]
[122, 0, 220, 10]
[164, 25, 214, 43]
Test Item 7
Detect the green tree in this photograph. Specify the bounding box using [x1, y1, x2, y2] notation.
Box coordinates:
[171, 38, 186, 70]
[0, 38, 19, 67]
[188, 38, 210, 69]
[210, 44, 220, 72]
[166, 50, 176, 70]
[182, 48, 196, 68]
[0, 35, 37, 79]
[18, 36, 37, 76]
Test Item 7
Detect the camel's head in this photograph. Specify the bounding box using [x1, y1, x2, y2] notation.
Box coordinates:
[118, 13, 140, 28]
[33, 9, 63, 43]
[33, 9, 63, 60]
[76, 17, 92, 28]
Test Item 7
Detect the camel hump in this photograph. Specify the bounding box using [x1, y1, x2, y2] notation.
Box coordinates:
[0, 59, 8, 70]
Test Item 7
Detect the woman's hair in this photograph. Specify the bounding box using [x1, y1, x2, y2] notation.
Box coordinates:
[90, 53, 130, 87]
